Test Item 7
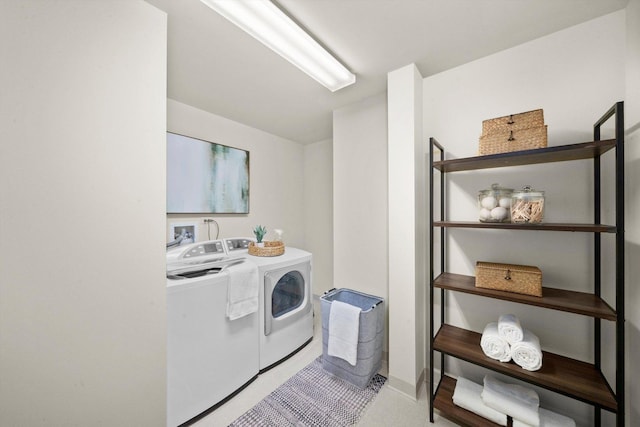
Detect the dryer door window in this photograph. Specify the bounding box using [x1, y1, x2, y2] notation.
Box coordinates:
[272, 271, 304, 318]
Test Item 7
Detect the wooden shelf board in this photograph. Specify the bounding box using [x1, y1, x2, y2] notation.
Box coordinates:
[434, 273, 616, 321]
[432, 139, 616, 172]
[434, 376, 505, 427]
[433, 221, 616, 233]
[433, 324, 617, 412]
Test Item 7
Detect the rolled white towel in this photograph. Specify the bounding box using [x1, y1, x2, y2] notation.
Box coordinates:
[482, 375, 540, 427]
[511, 329, 543, 371]
[498, 313, 524, 344]
[481, 322, 512, 362]
[513, 408, 576, 427]
[452, 377, 508, 426]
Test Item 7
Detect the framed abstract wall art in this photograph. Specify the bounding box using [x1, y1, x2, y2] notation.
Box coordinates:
[167, 132, 249, 214]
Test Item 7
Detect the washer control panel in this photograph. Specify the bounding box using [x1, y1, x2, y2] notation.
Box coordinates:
[182, 241, 225, 259]
[166, 240, 228, 266]
[225, 237, 255, 254]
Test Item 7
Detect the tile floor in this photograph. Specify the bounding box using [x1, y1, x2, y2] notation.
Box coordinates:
[193, 298, 457, 427]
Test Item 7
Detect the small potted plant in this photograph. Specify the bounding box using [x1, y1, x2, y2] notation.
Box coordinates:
[253, 225, 267, 247]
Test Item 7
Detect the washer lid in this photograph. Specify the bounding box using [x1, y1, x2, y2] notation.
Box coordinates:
[167, 258, 245, 280]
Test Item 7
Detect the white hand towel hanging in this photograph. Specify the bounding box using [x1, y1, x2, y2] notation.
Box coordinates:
[327, 300, 361, 366]
[225, 261, 259, 320]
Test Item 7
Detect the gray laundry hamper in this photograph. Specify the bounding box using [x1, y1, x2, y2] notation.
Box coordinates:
[320, 288, 384, 388]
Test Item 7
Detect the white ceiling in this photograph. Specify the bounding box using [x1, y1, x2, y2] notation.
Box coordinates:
[146, 0, 628, 144]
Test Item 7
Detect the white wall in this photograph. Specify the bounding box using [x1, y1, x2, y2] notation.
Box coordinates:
[387, 64, 426, 398]
[167, 100, 305, 249]
[0, 1, 167, 425]
[304, 139, 334, 295]
[333, 92, 389, 342]
[625, 0, 640, 424]
[423, 11, 626, 425]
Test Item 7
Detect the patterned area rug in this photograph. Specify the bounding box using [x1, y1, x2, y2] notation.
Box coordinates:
[229, 356, 386, 426]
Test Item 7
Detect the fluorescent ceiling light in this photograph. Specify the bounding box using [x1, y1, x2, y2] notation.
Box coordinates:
[200, 0, 356, 92]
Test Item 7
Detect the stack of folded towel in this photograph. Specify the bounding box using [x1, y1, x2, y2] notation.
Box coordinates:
[452, 375, 576, 427]
[451, 377, 508, 426]
[480, 314, 543, 371]
[514, 408, 578, 427]
[482, 375, 540, 426]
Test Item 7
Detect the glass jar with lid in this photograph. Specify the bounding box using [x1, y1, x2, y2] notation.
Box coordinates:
[478, 183, 513, 223]
[511, 186, 545, 223]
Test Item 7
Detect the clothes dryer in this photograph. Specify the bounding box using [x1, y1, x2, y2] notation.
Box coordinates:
[166, 241, 259, 427]
[223, 238, 314, 371]
[250, 247, 313, 371]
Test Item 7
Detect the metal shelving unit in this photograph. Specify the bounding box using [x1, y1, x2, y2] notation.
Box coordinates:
[428, 102, 625, 426]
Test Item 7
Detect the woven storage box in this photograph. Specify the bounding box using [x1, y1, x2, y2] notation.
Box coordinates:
[482, 109, 544, 134]
[248, 241, 284, 257]
[475, 261, 542, 297]
[479, 109, 547, 155]
[479, 125, 547, 155]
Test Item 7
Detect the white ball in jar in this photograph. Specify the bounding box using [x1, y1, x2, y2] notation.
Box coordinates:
[481, 196, 497, 209]
[479, 208, 492, 221]
[499, 197, 511, 208]
[490, 206, 508, 220]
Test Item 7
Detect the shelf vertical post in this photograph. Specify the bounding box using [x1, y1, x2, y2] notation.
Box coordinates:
[614, 101, 625, 427]
[439, 141, 445, 379]
[429, 138, 444, 423]
[428, 137, 435, 423]
[593, 108, 603, 427]
[592, 101, 625, 427]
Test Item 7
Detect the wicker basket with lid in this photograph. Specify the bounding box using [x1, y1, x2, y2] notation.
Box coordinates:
[475, 261, 542, 297]
[479, 109, 547, 155]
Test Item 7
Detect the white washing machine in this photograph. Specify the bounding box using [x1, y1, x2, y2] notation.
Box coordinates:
[225, 238, 314, 371]
[166, 240, 259, 427]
